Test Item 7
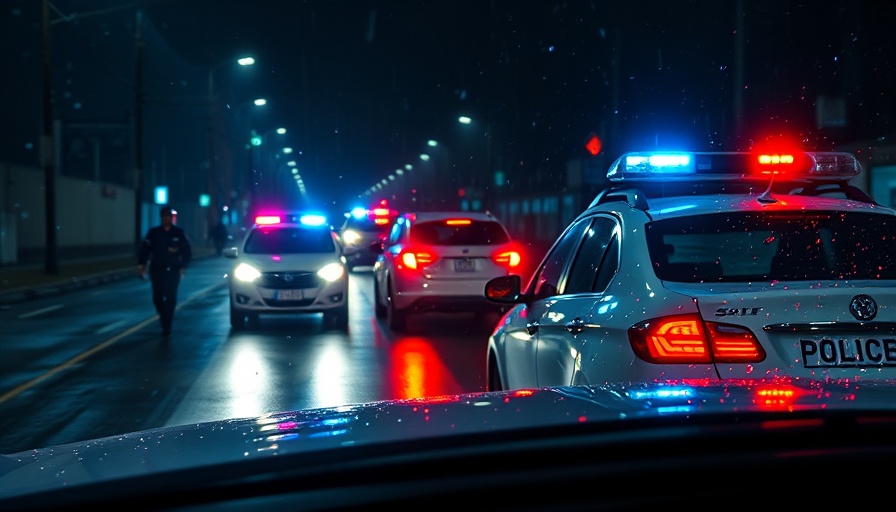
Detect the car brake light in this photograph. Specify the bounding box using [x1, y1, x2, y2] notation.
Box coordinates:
[492, 249, 521, 269]
[754, 384, 805, 410]
[445, 219, 472, 226]
[628, 314, 765, 364]
[398, 247, 437, 270]
[704, 322, 766, 362]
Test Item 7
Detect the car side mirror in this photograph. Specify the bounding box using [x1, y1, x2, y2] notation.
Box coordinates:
[223, 247, 238, 258]
[369, 241, 384, 254]
[484, 274, 524, 304]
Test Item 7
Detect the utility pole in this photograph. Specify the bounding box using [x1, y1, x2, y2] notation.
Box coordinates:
[733, 0, 745, 138]
[207, 68, 219, 232]
[134, 9, 144, 251]
[41, 0, 58, 275]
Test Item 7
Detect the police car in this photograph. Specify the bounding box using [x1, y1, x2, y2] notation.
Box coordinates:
[484, 149, 896, 391]
[225, 213, 349, 331]
[338, 205, 397, 272]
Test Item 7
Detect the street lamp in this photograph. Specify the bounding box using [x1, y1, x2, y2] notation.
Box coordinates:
[246, 115, 293, 223]
[207, 55, 254, 231]
[457, 115, 494, 211]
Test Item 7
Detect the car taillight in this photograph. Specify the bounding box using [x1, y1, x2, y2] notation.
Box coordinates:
[492, 249, 521, 270]
[754, 384, 805, 410]
[628, 314, 765, 364]
[398, 247, 437, 270]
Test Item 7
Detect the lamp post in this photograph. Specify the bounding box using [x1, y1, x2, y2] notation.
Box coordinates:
[241, 99, 273, 223]
[458, 115, 494, 211]
[207, 56, 254, 232]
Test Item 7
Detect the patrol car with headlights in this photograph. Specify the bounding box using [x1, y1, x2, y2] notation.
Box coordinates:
[225, 213, 349, 331]
[484, 149, 896, 391]
[338, 205, 398, 272]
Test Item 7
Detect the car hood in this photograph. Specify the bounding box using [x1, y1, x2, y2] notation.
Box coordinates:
[2, 378, 896, 502]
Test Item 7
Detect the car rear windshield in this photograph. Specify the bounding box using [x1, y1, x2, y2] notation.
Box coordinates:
[410, 220, 510, 245]
[244, 227, 336, 254]
[646, 211, 896, 283]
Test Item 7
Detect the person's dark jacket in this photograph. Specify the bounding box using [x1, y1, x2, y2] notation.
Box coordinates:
[138, 225, 192, 273]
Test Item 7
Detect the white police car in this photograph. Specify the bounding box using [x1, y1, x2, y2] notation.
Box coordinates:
[484, 149, 896, 391]
[225, 213, 349, 331]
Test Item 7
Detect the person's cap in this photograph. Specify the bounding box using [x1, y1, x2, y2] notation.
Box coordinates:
[160, 206, 176, 217]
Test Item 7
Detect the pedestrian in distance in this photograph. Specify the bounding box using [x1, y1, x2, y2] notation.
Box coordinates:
[211, 220, 228, 256]
[137, 206, 193, 337]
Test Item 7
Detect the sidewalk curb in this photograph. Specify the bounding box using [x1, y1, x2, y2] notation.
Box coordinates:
[0, 269, 136, 307]
[0, 253, 219, 307]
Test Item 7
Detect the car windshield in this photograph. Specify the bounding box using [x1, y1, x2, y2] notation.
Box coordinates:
[343, 217, 391, 234]
[410, 220, 510, 245]
[647, 212, 896, 282]
[3, 1, 896, 509]
[244, 227, 335, 254]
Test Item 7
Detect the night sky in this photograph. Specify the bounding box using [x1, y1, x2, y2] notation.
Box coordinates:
[3, 0, 895, 214]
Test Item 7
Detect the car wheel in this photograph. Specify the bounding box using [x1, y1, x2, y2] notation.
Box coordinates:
[247, 313, 260, 328]
[386, 282, 407, 332]
[487, 355, 503, 392]
[324, 303, 349, 331]
[373, 279, 387, 318]
[230, 302, 246, 330]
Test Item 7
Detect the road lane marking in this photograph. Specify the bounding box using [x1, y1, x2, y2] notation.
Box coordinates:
[18, 304, 63, 319]
[0, 281, 227, 406]
[96, 319, 128, 334]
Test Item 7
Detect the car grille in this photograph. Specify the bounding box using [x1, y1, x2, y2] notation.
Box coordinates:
[264, 298, 317, 307]
[259, 271, 320, 289]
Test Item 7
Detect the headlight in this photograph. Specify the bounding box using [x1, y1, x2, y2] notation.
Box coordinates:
[342, 229, 361, 245]
[317, 262, 346, 282]
[234, 262, 262, 282]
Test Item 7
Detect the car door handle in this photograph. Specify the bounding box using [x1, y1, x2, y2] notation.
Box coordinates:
[565, 318, 585, 334]
[526, 323, 539, 335]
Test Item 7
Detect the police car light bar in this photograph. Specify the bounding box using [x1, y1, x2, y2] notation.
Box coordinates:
[606, 151, 861, 182]
[299, 214, 328, 226]
[255, 215, 281, 225]
[255, 213, 329, 226]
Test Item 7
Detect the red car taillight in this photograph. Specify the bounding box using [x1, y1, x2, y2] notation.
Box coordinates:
[398, 247, 437, 270]
[628, 314, 765, 364]
[492, 249, 522, 270]
[492, 243, 522, 271]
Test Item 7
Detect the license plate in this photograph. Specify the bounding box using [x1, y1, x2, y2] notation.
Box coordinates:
[275, 289, 303, 300]
[454, 259, 475, 272]
[800, 338, 896, 368]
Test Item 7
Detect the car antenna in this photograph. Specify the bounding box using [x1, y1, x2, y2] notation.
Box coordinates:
[756, 172, 779, 204]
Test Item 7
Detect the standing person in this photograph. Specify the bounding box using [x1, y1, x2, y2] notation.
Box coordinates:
[211, 220, 228, 256]
[137, 206, 193, 336]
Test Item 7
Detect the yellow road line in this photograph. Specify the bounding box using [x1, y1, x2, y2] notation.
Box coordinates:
[0, 282, 226, 405]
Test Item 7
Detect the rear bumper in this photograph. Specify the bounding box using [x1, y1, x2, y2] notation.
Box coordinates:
[403, 295, 506, 314]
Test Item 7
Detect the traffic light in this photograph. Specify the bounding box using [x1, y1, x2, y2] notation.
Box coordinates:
[585, 133, 602, 156]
